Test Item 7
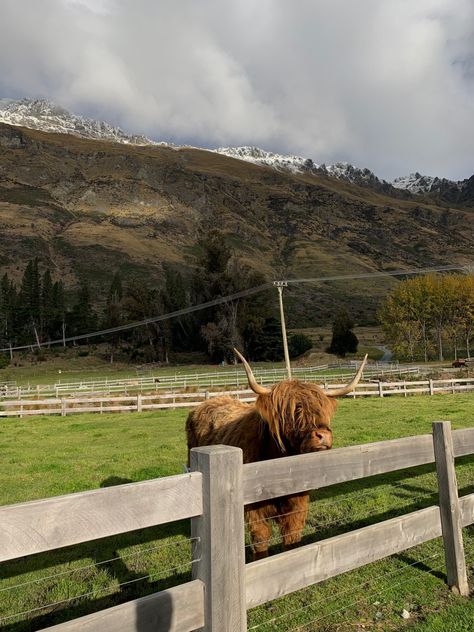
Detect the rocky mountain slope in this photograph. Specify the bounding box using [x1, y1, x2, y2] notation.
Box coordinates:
[0, 98, 161, 146]
[3, 99, 472, 204]
[0, 121, 472, 324]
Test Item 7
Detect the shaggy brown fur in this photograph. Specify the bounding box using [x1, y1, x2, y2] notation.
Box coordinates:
[186, 380, 338, 559]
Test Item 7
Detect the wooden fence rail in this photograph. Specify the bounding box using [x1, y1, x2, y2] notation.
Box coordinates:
[0, 424, 473, 631]
[0, 364, 416, 401]
[0, 377, 473, 418]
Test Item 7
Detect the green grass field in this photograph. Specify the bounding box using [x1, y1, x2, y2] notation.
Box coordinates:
[0, 394, 473, 631]
[0, 327, 388, 388]
[0, 352, 292, 387]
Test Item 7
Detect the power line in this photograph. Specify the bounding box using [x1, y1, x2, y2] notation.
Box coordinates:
[0, 282, 273, 352]
[1, 262, 472, 352]
[278, 263, 472, 285]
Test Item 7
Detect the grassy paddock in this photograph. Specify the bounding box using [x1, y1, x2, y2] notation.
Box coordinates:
[0, 327, 388, 388]
[0, 394, 473, 630]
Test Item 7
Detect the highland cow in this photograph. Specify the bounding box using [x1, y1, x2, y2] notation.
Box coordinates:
[186, 349, 368, 559]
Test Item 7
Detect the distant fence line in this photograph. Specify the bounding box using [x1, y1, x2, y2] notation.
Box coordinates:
[0, 422, 472, 630]
[0, 376, 473, 418]
[0, 363, 416, 401]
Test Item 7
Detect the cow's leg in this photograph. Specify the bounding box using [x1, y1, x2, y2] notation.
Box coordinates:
[276, 493, 309, 549]
[246, 506, 274, 560]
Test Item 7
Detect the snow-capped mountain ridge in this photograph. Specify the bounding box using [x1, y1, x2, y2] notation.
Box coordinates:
[213, 145, 316, 174]
[0, 98, 469, 196]
[0, 98, 163, 146]
[392, 172, 464, 194]
[213, 146, 390, 189]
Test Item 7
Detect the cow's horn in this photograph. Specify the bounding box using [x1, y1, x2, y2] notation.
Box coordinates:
[234, 348, 270, 395]
[322, 354, 368, 397]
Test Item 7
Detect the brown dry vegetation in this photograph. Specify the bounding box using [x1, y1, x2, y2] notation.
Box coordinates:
[0, 123, 473, 324]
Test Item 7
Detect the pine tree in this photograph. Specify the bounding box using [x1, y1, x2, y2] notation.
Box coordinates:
[328, 311, 359, 358]
[103, 272, 124, 362]
[70, 281, 96, 336]
[107, 271, 123, 304]
[193, 229, 271, 361]
[51, 280, 66, 341]
[0, 274, 17, 344]
[162, 264, 191, 352]
[18, 259, 41, 342]
[41, 269, 54, 339]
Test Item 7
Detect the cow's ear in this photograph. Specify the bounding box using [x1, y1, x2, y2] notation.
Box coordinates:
[255, 393, 285, 451]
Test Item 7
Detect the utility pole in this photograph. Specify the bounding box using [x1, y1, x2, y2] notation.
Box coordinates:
[33, 324, 41, 349]
[274, 281, 292, 379]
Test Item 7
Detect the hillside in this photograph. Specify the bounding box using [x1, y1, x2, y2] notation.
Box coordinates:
[0, 122, 473, 325]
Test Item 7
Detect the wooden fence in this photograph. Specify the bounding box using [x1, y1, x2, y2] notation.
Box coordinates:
[0, 363, 415, 400]
[0, 421, 473, 631]
[1, 377, 473, 418]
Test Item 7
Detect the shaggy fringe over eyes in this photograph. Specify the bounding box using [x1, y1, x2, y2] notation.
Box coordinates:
[255, 381, 338, 451]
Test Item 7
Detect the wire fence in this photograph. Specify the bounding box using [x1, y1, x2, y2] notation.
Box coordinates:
[247, 551, 444, 631]
[1, 429, 473, 630]
[244, 473, 441, 554]
[244, 458, 474, 631]
[0, 535, 200, 627]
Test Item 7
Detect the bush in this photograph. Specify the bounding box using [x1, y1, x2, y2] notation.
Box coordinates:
[289, 334, 312, 358]
[328, 310, 359, 358]
[0, 354, 10, 369]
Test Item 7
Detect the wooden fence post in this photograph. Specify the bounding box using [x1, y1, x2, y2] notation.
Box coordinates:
[378, 381, 384, 398]
[432, 421, 469, 596]
[137, 394, 142, 413]
[190, 445, 246, 631]
[429, 379, 434, 396]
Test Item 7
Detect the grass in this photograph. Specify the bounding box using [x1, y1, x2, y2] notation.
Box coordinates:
[0, 394, 473, 630]
[0, 349, 356, 388]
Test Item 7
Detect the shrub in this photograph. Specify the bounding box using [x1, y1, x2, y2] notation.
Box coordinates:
[289, 334, 313, 358]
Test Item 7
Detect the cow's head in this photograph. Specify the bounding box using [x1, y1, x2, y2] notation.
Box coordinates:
[234, 349, 367, 454]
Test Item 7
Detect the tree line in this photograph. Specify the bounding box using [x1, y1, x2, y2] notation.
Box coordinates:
[378, 273, 474, 361]
[0, 231, 312, 364]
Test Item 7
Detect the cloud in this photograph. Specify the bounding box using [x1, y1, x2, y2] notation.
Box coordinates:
[0, 0, 473, 180]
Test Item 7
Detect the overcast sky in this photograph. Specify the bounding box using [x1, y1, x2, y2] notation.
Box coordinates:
[0, 0, 473, 180]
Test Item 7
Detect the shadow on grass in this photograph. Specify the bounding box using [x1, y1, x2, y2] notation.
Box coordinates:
[396, 552, 446, 582]
[0, 476, 192, 631]
[0, 570, 188, 631]
[3, 458, 474, 629]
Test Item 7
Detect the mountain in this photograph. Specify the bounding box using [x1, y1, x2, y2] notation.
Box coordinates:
[0, 120, 472, 326]
[393, 172, 474, 205]
[213, 147, 402, 195]
[1, 99, 471, 206]
[0, 98, 162, 146]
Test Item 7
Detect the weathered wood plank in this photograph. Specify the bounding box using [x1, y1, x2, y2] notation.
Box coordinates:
[40, 580, 205, 632]
[246, 506, 442, 608]
[243, 434, 435, 504]
[191, 446, 247, 631]
[433, 421, 469, 595]
[460, 492, 474, 527]
[0, 473, 202, 562]
[452, 428, 474, 457]
[243, 428, 474, 504]
[0, 408, 62, 417]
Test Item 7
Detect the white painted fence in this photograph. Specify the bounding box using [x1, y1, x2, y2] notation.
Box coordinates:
[0, 377, 473, 418]
[0, 363, 413, 400]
